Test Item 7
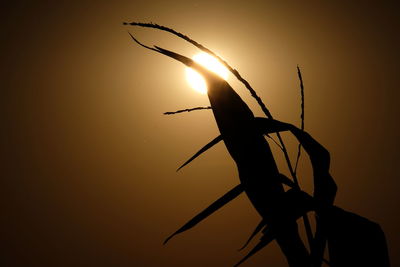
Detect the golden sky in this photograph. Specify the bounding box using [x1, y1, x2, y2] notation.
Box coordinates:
[2, 1, 399, 266]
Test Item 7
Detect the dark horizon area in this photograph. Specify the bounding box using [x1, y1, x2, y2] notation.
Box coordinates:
[2, 1, 399, 266]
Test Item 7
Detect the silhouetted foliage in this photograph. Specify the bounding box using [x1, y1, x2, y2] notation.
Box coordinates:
[294, 65, 305, 174]
[164, 106, 211, 115]
[126, 22, 390, 267]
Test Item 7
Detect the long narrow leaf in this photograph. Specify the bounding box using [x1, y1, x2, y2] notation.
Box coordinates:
[238, 219, 267, 251]
[234, 228, 275, 267]
[177, 135, 222, 171]
[164, 184, 244, 244]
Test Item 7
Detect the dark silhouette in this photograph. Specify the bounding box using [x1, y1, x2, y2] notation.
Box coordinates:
[164, 106, 211, 115]
[126, 23, 390, 267]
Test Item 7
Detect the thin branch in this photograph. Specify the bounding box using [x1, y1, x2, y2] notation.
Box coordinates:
[164, 106, 211, 115]
[294, 65, 305, 174]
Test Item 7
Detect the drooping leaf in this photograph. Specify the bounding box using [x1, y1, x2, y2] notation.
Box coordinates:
[325, 206, 390, 267]
[254, 117, 292, 134]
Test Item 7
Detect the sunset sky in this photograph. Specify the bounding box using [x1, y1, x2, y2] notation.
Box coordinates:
[2, 1, 399, 266]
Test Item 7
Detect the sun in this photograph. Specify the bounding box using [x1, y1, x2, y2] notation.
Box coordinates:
[185, 52, 229, 94]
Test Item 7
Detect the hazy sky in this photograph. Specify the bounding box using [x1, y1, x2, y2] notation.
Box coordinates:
[2, 1, 399, 266]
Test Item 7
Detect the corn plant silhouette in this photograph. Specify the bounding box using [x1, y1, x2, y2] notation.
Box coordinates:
[125, 22, 390, 267]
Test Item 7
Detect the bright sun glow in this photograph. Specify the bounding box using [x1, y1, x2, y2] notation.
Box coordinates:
[185, 52, 229, 94]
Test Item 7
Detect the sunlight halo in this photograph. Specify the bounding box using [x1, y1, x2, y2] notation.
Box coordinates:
[185, 52, 229, 94]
